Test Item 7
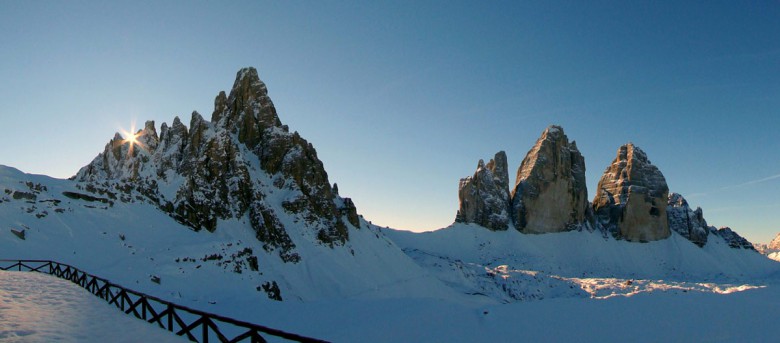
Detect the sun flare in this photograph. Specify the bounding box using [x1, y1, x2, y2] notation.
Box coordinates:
[119, 122, 146, 155]
[125, 132, 139, 145]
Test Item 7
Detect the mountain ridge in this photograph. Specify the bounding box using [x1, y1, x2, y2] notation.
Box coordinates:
[456, 125, 757, 251]
[73, 67, 359, 261]
[1, 68, 775, 315]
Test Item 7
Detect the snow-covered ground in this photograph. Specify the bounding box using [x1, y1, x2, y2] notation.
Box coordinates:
[4, 164, 780, 342]
[255, 285, 780, 342]
[0, 270, 184, 342]
[383, 223, 780, 303]
[3, 269, 780, 342]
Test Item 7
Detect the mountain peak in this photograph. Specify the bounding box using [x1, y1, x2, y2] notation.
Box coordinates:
[512, 125, 588, 233]
[73, 67, 358, 262]
[593, 143, 670, 242]
[230, 67, 267, 102]
[542, 124, 564, 137]
[209, 67, 282, 148]
[456, 151, 511, 231]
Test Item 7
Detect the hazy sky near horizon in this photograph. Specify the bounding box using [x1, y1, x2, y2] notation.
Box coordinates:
[1, 1, 778, 243]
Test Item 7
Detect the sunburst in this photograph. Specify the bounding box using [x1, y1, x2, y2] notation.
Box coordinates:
[119, 122, 146, 156]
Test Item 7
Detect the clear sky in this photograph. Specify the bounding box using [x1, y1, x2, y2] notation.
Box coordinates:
[1, 1, 778, 243]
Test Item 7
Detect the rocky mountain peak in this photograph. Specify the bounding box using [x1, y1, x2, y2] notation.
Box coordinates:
[212, 67, 282, 149]
[140, 120, 159, 151]
[511, 125, 588, 233]
[456, 151, 511, 231]
[73, 67, 360, 262]
[768, 233, 780, 250]
[593, 144, 670, 242]
[451, 126, 755, 250]
[666, 192, 708, 247]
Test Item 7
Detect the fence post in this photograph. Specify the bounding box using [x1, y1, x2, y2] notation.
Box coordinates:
[167, 303, 174, 332]
[142, 297, 147, 320]
[202, 316, 209, 343]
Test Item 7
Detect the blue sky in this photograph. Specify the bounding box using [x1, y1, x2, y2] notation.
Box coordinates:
[1, 1, 778, 242]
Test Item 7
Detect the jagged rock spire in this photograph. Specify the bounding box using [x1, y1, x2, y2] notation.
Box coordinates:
[73, 67, 360, 262]
[212, 67, 282, 149]
[593, 143, 670, 242]
[511, 125, 588, 233]
[667, 193, 709, 247]
[456, 151, 511, 231]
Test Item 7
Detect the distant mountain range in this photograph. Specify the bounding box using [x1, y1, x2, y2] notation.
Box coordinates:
[753, 233, 780, 261]
[455, 124, 756, 250]
[1, 68, 777, 327]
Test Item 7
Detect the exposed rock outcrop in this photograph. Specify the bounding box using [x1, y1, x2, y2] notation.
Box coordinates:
[74, 67, 360, 261]
[768, 233, 780, 250]
[593, 144, 670, 242]
[666, 193, 709, 247]
[714, 227, 756, 250]
[456, 151, 511, 231]
[452, 127, 758, 249]
[755, 233, 780, 259]
[511, 126, 588, 233]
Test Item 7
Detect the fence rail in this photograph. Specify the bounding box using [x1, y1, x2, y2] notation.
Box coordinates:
[0, 259, 328, 343]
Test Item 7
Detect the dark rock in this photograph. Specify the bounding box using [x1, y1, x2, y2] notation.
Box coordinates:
[10, 229, 25, 240]
[714, 227, 756, 250]
[456, 151, 511, 231]
[261, 281, 283, 301]
[667, 193, 709, 247]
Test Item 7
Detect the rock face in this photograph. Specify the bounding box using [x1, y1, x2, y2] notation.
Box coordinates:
[456, 151, 511, 231]
[715, 227, 756, 250]
[74, 67, 360, 262]
[593, 144, 670, 242]
[666, 193, 709, 247]
[452, 127, 757, 250]
[511, 126, 588, 233]
[768, 233, 780, 250]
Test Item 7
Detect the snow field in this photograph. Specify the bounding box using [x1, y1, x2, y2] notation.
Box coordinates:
[0, 270, 185, 342]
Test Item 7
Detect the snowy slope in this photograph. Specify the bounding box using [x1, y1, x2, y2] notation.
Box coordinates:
[4, 158, 780, 342]
[0, 270, 185, 342]
[0, 67, 474, 307]
[0, 165, 475, 336]
[384, 223, 780, 302]
[259, 285, 780, 342]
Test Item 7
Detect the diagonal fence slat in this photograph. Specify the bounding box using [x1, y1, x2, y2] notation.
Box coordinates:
[0, 259, 328, 343]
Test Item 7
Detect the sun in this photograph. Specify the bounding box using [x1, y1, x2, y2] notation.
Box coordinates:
[119, 122, 146, 155]
[125, 131, 139, 145]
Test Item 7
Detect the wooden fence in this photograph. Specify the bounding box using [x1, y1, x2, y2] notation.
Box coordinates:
[0, 259, 328, 343]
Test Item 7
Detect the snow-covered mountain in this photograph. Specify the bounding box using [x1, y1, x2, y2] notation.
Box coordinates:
[1, 68, 779, 341]
[430, 125, 779, 302]
[754, 233, 780, 261]
[0, 68, 466, 308]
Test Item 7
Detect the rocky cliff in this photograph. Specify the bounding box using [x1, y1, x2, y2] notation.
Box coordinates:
[455, 151, 511, 231]
[511, 126, 588, 233]
[666, 193, 709, 247]
[453, 128, 757, 250]
[592, 144, 670, 242]
[714, 227, 756, 250]
[768, 233, 780, 250]
[74, 67, 360, 262]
